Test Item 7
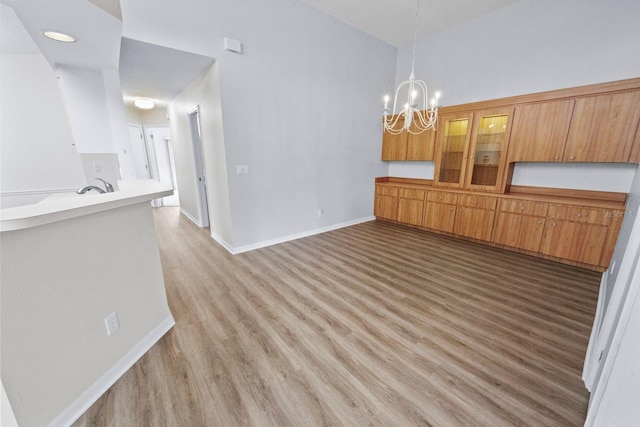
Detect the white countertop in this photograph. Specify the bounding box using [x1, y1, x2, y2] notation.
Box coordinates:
[0, 180, 173, 232]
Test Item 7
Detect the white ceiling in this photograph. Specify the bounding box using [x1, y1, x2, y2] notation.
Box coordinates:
[119, 38, 214, 109]
[299, 0, 521, 47]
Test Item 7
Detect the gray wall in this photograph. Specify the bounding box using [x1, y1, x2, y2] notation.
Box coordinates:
[121, 0, 396, 249]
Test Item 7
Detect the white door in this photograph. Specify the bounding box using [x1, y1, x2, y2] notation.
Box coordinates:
[188, 106, 210, 227]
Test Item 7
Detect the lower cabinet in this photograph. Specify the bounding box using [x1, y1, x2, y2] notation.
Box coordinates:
[423, 191, 457, 233]
[373, 182, 623, 270]
[493, 212, 546, 252]
[397, 188, 426, 226]
[453, 194, 497, 242]
[374, 185, 398, 220]
[492, 199, 548, 252]
[539, 204, 612, 266]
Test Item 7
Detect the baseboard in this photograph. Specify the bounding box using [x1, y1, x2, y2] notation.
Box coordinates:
[230, 216, 376, 254]
[180, 208, 203, 227]
[210, 231, 235, 253]
[48, 315, 175, 427]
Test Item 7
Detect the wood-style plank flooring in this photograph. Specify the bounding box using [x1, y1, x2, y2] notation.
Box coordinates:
[74, 207, 600, 426]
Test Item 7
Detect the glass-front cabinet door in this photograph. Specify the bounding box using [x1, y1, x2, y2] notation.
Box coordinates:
[465, 107, 514, 192]
[434, 112, 473, 188]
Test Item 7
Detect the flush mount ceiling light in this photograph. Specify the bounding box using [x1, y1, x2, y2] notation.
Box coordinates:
[134, 99, 155, 110]
[42, 31, 76, 43]
[383, 0, 441, 135]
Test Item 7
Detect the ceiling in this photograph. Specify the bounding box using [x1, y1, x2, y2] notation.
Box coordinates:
[119, 38, 214, 109]
[298, 0, 521, 47]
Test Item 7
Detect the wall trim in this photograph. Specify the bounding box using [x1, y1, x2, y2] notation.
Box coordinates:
[48, 315, 175, 427]
[583, 271, 608, 391]
[179, 207, 203, 227]
[229, 216, 376, 255]
[210, 231, 235, 253]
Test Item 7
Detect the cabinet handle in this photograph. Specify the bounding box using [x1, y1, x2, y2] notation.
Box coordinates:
[570, 154, 576, 160]
[537, 220, 543, 224]
[577, 213, 582, 218]
[520, 205, 525, 210]
[554, 155, 560, 160]
[552, 221, 557, 227]
[450, 207, 455, 212]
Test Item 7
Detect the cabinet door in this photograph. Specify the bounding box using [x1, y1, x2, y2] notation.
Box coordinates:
[508, 100, 574, 162]
[465, 108, 514, 192]
[564, 91, 640, 162]
[381, 115, 408, 160]
[374, 185, 398, 220]
[374, 195, 398, 220]
[398, 199, 424, 226]
[493, 212, 546, 252]
[407, 124, 436, 161]
[423, 202, 457, 233]
[540, 220, 608, 265]
[454, 207, 495, 242]
[434, 113, 473, 188]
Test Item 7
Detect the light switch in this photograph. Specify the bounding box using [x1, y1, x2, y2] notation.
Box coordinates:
[236, 165, 249, 175]
[93, 163, 102, 172]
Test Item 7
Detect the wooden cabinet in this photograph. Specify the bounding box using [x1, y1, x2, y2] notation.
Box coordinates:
[423, 191, 458, 233]
[509, 91, 640, 163]
[539, 205, 611, 266]
[465, 108, 514, 192]
[382, 114, 435, 161]
[434, 109, 513, 192]
[565, 91, 640, 162]
[453, 194, 498, 241]
[374, 179, 625, 270]
[381, 116, 407, 161]
[492, 199, 548, 252]
[509, 100, 574, 162]
[397, 188, 426, 226]
[374, 185, 398, 220]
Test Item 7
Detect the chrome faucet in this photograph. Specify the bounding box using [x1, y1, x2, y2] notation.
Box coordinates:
[76, 178, 114, 194]
[95, 178, 114, 193]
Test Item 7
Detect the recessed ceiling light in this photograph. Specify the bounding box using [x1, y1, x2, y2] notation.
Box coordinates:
[134, 99, 155, 110]
[43, 31, 76, 43]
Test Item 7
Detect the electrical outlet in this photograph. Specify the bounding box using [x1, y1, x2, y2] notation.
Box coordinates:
[105, 312, 120, 336]
[318, 209, 324, 218]
[236, 165, 249, 175]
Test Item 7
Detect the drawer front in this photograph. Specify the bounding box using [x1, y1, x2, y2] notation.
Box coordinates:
[499, 199, 549, 216]
[399, 188, 426, 200]
[427, 191, 458, 205]
[547, 205, 611, 225]
[457, 194, 498, 210]
[376, 185, 399, 197]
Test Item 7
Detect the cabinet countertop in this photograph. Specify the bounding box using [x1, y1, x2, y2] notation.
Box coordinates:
[375, 177, 627, 209]
[0, 180, 173, 232]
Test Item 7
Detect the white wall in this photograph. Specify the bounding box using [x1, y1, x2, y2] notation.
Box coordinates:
[0, 53, 85, 204]
[121, 0, 396, 249]
[0, 203, 173, 426]
[168, 63, 234, 245]
[391, 0, 640, 191]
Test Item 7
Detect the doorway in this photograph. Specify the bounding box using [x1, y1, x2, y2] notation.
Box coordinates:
[144, 126, 180, 207]
[188, 106, 210, 228]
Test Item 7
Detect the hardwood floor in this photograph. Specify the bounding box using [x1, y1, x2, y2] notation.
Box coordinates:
[74, 207, 599, 426]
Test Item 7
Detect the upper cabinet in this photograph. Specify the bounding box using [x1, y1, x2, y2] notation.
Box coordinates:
[381, 114, 436, 161]
[509, 100, 574, 162]
[465, 108, 514, 192]
[564, 91, 640, 162]
[509, 90, 640, 164]
[433, 112, 473, 188]
[434, 108, 513, 192]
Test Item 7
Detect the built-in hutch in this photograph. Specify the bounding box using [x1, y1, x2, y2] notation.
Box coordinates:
[376, 77, 640, 271]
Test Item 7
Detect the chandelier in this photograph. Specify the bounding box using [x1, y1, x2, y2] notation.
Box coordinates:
[383, 0, 441, 135]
